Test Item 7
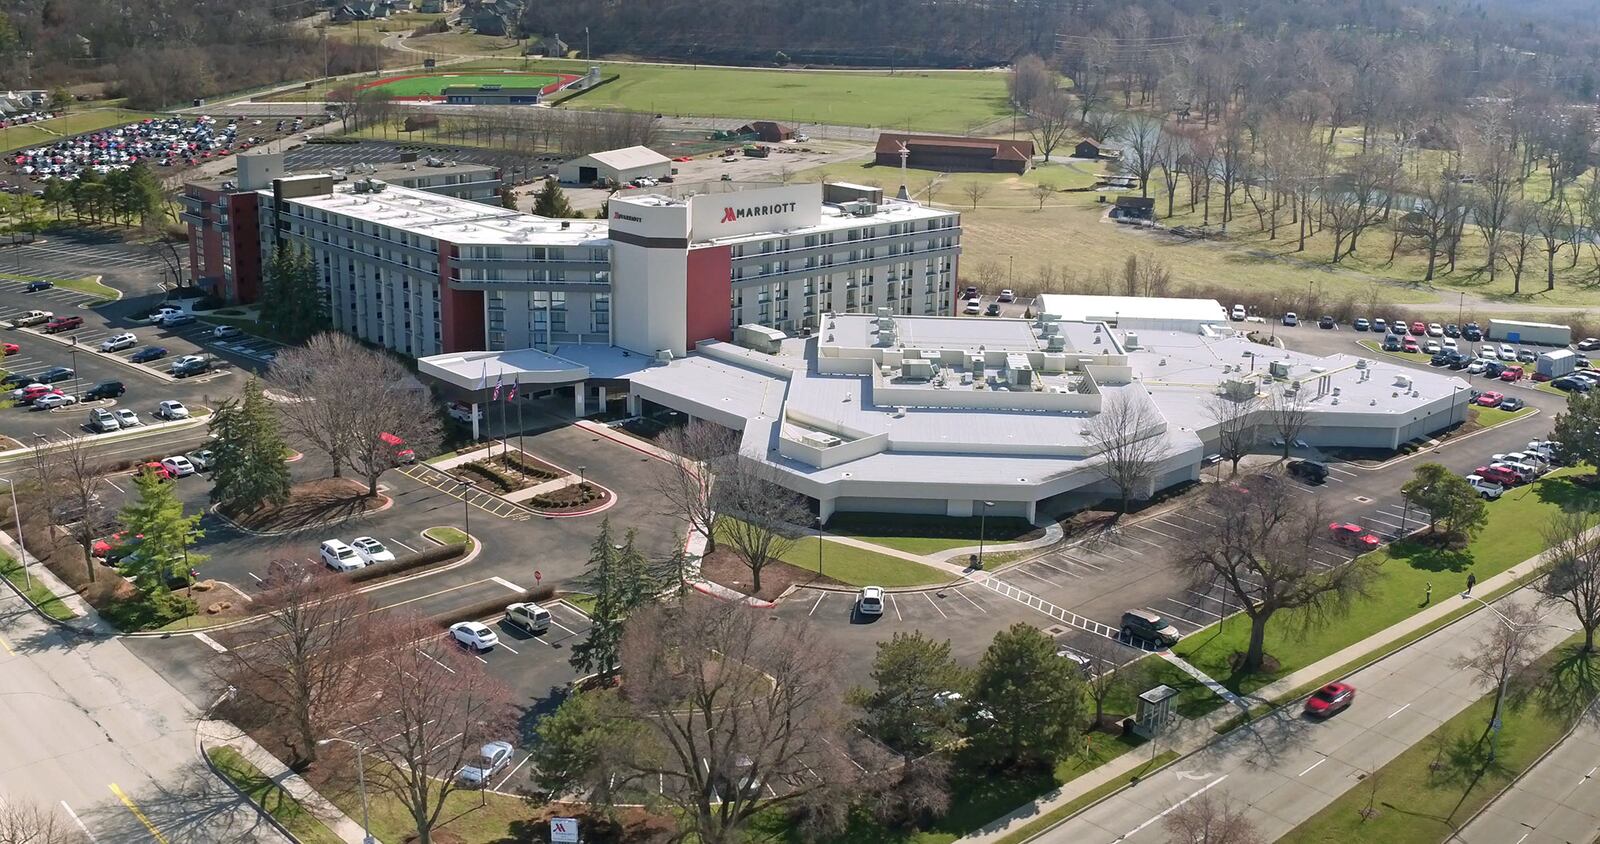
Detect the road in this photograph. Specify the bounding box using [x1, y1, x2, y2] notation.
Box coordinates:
[1030, 588, 1575, 843]
[0, 588, 289, 843]
[1454, 710, 1600, 844]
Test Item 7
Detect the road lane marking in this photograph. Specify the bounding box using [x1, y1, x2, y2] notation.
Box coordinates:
[1584, 765, 1596, 781]
[923, 592, 948, 619]
[108, 784, 169, 844]
[0, 633, 13, 655]
[1120, 774, 1229, 839]
[193, 632, 227, 653]
[495, 752, 532, 790]
[490, 576, 524, 592]
[59, 801, 96, 842]
[1300, 757, 1326, 776]
[808, 592, 826, 616]
[952, 588, 988, 613]
[1387, 703, 1411, 719]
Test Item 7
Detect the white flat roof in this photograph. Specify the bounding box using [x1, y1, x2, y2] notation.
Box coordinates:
[280, 182, 611, 247]
[1037, 294, 1228, 325]
[705, 196, 952, 247]
[583, 145, 671, 170]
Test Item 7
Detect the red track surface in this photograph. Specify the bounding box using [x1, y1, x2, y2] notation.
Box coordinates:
[355, 71, 583, 102]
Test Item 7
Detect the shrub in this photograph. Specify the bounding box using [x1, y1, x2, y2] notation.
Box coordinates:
[347, 542, 468, 583]
[431, 584, 556, 628]
[530, 482, 607, 510]
[99, 589, 196, 631]
[497, 451, 560, 481]
[457, 460, 520, 493]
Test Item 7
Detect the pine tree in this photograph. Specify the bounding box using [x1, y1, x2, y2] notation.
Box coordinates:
[533, 180, 577, 218]
[651, 540, 691, 603]
[569, 519, 623, 682]
[209, 376, 292, 513]
[260, 247, 328, 342]
[118, 468, 206, 593]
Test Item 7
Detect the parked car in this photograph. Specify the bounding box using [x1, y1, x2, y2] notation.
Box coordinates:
[1372, 318, 1388, 333]
[1424, 340, 1441, 355]
[158, 312, 195, 327]
[87, 407, 119, 432]
[1, 343, 17, 355]
[1499, 366, 1524, 382]
[130, 346, 168, 363]
[13, 310, 51, 326]
[170, 355, 211, 377]
[99, 333, 137, 352]
[963, 300, 981, 315]
[1498, 396, 1526, 412]
[1444, 324, 1461, 338]
[156, 400, 189, 420]
[350, 536, 395, 565]
[1318, 315, 1336, 329]
[1475, 391, 1505, 407]
[449, 620, 499, 651]
[857, 586, 885, 616]
[1402, 337, 1421, 353]
[24, 280, 52, 292]
[1442, 337, 1458, 352]
[32, 392, 76, 410]
[1464, 323, 1483, 340]
[1499, 343, 1516, 359]
[505, 602, 551, 634]
[379, 431, 414, 464]
[1491, 461, 1539, 483]
[1517, 348, 1538, 363]
[1578, 337, 1600, 351]
[187, 449, 215, 470]
[1287, 459, 1329, 483]
[1121, 609, 1181, 647]
[456, 740, 514, 787]
[1282, 312, 1298, 326]
[1230, 304, 1246, 321]
[11, 383, 53, 402]
[1466, 359, 1488, 375]
[43, 315, 83, 333]
[1410, 321, 1426, 335]
[159, 456, 196, 477]
[1304, 682, 1356, 718]
[1353, 318, 1370, 331]
[1430, 352, 1452, 367]
[134, 461, 174, 480]
[984, 303, 1001, 316]
[36, 366, 74, 384]
[148, 306, 182, 324]
[1464, 474, 1505, 500]
[83, 380, 125, 400]
[998, 289, 1015, 303]
[1427, 323, 1444, 337]
[211, 325, 242, 339]
[1382, 335, 1403, 352]
[114, 408, 141, 427]
[446, 402, 482, 424]
[1475, 465, 1523, 487]
[1328, 522, 1380, 548]
[319, 539, 364, 572]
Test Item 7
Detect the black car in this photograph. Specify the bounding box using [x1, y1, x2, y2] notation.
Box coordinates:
[1485, 361, 1507, 378]
[25, 280, 52, 292]
[1553, 376, 1591, 392]
[1578, 338, 1600, 352]
[83, 380, 124, 400]
[130, 346, 168, 363]
[1463, 323, 1483, 341]
[1, 372, 29, 387]
[1448, 356, 1471, 370]
[171, 358, 211, 378]
[984, 303, 1001, 316]
[1429, 352, 1451, 366]
[36, 366, 74, 384]
[1287, 459, 1330, 483]
[1382, 336, 1403, 351]
[1318, 315, 1336, 329]
[1499, 396, 1526, 411]
[1444, 324, 1460, 338]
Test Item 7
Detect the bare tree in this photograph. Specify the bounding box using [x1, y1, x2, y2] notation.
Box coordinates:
[1084, 391, 1170, 515]
[1267, 387, 1309, 460]
[1154, 129, 1191, 219]
[0, 799, 88, 844]
[621, 599, 860, 844]
[1176, 476, 1381, 674]
[1118, 115, 1162, 198]
[1161, 789, 1263, 844]
[1024, 90, 1075, 162]
[1077, 635, 1133, 731]
[712, 461, 810, 592]
[962, 181, 991, 210]
[43, 435, 110, 584]
[343, 614, 517, 844]
[341, 347, 444, 497]
[1205, 389, 1258, 477]
[1031, 182, 1055, 211]
[1405, 174, 1465, 281]
[269, 333, 359, 477]
[652, 421, 738, 554]
[1538, 510, 1600, 653]
[1008, 54, 1056, 109]
[1079, 109, 1124, 145]
[219, 569, 382, 767]
[1533, 198, 1571, 292]
[1452, 600, 1542, 759]
[1502, 201, 1540, 295]
[1469, 128, 1520, 282]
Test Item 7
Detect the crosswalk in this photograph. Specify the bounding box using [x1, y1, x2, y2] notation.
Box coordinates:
[397, 462, 531, 521]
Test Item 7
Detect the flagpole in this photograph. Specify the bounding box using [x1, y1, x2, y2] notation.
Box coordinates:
[516, 376, 524, 457]
[499, 367, 509, 459]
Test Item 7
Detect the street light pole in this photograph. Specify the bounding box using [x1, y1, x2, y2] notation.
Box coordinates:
[976, 501, 995, 569]
[456, 480, 472, 541]
[815, 516, 824, 577]
[1460, 593, 1571, 761]
[0, 477, 29, 589]
[317, 738, 376, 844]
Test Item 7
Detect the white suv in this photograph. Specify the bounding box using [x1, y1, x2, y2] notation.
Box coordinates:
[857, 586, 884, 616]
[319, 539, 364, 572]
[99, 333, 137, 352]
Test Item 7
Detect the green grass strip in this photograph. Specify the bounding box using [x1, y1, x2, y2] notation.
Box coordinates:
[0, 553, 76, 621]
[205, 746, 346, 844]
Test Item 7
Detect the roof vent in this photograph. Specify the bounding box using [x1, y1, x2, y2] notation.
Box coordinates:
[893, 406, 907, 418]
[654, 349, 673, 364]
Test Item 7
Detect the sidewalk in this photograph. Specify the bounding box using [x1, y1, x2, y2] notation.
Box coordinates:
[960, 535, 1555, 842]
[0, 528, 103, 634]
[197, 719, 372, 844]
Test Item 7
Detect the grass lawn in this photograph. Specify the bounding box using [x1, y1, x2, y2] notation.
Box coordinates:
[358, 71, 565, 98]
[1469, 404, 1537, 429]
[563, 593, 596, 615]
[0, 554, 76, 621]
[1175, 467, 1600, 697]
[0, 272, 118, 299]
[0, 108, 164, 153]
[205, 747, 345, 844]
[826, 511, 1043, 555]
[788, 535, 950, 587]
[400, 30, 528, 57]
[992, 751, 1181, 844]
[321, 765, 541, 843]
[1280, 638, 1598, 843]
[424, 526, 471, 547]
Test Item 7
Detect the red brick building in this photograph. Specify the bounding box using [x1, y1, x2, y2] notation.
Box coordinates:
[873, 133, 1035, 174]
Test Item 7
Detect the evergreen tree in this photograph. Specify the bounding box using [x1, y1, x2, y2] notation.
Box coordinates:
[968, 623, 1086, 768]
[260, 246, 328, 342]
[209, 376, 292, 513]
[532, 180, 577, 218]
[498, 185, 518, 209]
[118, 468, 206, 593]
[568, 520, 654, 682]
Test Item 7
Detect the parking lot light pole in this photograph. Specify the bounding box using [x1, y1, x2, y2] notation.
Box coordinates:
[815, 516, 824, 577]
[456, 480, 473, 542]
[317, 738, 376, 844]
[977, 501, 995, 568]
[69, 339, 78, 401]
[0, 477, 29, 589]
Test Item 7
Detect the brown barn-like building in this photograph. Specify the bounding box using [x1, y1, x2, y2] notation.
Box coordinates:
[874, 133, 1035, 174]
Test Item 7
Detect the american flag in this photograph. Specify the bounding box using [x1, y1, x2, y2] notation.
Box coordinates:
[491, 374, 503, 401]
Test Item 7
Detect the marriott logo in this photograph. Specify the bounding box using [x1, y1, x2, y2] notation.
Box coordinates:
[720, 201, 798, 223]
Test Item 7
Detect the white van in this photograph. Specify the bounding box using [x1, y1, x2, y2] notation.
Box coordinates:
[319, 539, 364, 572]
[504, 602, 550, 634]
[1231, 304, 1246, 321]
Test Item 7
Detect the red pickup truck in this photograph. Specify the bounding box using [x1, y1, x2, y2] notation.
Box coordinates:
[43, 315, 83, 333]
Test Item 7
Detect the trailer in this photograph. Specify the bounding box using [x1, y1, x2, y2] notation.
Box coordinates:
[743, 144, 771, 158]
[1537, 349, 1577, 379]
[1488, 318, 1571, 347]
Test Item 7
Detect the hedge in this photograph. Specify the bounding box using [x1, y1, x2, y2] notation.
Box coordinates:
[530, 482, 606, 510]
[347, 542, 468, 583]
[497, 451, 560, 481]
[457, 460, 521, 493]
[432, 584, 556, 628]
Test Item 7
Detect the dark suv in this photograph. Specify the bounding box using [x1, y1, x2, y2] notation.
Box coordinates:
[1287, 459, 1329, 483]
[83, 380, 125, 400]
[1121, 610, 1182, 648]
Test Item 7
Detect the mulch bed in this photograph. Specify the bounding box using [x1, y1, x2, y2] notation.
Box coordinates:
[698, 546, 848, 602]
[219, 478, 385, 531]
[528, 481, 609, 510]
[183, 579, 251, 623]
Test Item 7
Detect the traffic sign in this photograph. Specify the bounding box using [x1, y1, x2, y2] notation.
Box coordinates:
[550, 817, 578, 843]
[534, 569, 543, 583]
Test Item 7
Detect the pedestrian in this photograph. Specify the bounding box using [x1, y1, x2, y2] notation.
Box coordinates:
[1424, 581, 1432, 605]
[1465, 572, 1476, 596]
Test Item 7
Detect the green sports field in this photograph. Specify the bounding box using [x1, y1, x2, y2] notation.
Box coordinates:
[356, 71, 570, 99]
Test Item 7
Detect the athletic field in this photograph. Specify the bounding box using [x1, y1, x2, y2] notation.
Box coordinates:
[356, 71, 581, 100]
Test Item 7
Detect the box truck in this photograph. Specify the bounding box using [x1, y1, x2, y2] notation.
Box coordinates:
[1488, 319, 1571, 347]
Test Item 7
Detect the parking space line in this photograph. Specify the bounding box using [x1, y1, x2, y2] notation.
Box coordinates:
[1055, 550, 1106, 571]
[888, 593, 902, 621]
[951, 588, 988, 613]
[1132, 522, 1184, 542]
[193, 632, 228, 653]
[490, 576, 524, 592]
[389, 537, 416, 553]
[922, 592, 948, 619]
[1162, 596, 1221, 619]
[495, 752, 532, 790]
[1025, 556, 1082, 579]
[808, 592, 826, 616]
[496, 641, 520, 655]
[417, 648, 457, 673]
[547, 618, 581, 637]
[1011, 566, 1062, 587]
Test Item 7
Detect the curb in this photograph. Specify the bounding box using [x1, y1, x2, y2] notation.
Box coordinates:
[1444, 696, 1600, 843]
[0, 412, 209, 464]
[12, 323, 187, 383]
[197, 736, 304, 844]
[207, 489, 396, 538]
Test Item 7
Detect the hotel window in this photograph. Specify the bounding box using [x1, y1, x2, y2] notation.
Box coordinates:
[592, 293, 610, 332]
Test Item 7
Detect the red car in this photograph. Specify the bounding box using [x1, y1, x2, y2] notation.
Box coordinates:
[134, 462, 174, 480]
[1476, 391, 1505, 407]
[15, 384, 58, 403]
[1402, 337, 1420, 353]
[379, 431, 415, 464]
[1409, 321, 1426, 336]
[1304, 682, 1356, 718]
[1499, 366, 1523, 382]
[92, 531, 143, 561]
[1329, 522, 1380, 548]
[43, 315, 83, 333]
[1475, 465, 1522, 486]
[1, 343, 17, 355]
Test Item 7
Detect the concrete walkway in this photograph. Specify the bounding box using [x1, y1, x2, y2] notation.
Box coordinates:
[960, 537, 1558, 843]
[197, 720, 372, 844]
[1452, 710, 1600, 844]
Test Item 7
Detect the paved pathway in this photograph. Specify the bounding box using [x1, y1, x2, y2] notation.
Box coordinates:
[1453, 711, 1600, 844]
[197, 720, 371, 844]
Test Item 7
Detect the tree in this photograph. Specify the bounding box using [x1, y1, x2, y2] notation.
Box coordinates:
[1078, 635, 1133, 731]
[1176, 476, 1381, 674]
[341, 347, 443, 497]
[867, 755, 952, 831]
[1007, 54, 1055, 108]
[568, 519, 654, 683]
[1154, 129, 1191, 219]
[962, 181, 991, 210]
[968, 623, 1086, 768]
[1405, 174, 1465, 281]
[1031, 181, 1055, 211]
[1118, 115, 1162, 198]
[344, 614, 516, 844]
[529, 686, 648, 806]
[259, 246, 327, 344]
[1552, 389, 1600, 473]
[1452, 601, 1542, 760]
[621, 600, 860, 844]
[0, 799, 87, 844]
[1267, 387, 1309, 460]
[1539, 510, 1600, 653]
[651, 421, 737, 554]
[208, 376, 291, 513]
[40, 434, 110, 584]
[1079, 109, 1123, 144]
[533, 179, 577, 217]
[1024, 90, 1075, 162]
[1533, 198, 1571, 292]
[117, 467, 205, 593]
[1161, 789, 1263, 844]
[49, 86, 73, 113]
[1205, 390, 1258, 477]
[497, 185, 518, 209]
[711, 462, 809, 593]
[1084, 391, 1169, 514]
[853, 632, 969, 756]
[269, 333, 358, 477]
[219, 569, 381, 767]
[1400, 462, 1488, 541]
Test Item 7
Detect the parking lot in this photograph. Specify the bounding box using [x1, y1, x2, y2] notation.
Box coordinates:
[1, 239, 168, 278]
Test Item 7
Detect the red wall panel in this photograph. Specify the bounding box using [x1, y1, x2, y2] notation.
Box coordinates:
[437, 241, 485, 352]
[685, 245, 733, 345]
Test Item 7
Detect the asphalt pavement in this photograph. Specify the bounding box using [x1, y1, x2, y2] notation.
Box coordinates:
[1455, 709, 1600, 844]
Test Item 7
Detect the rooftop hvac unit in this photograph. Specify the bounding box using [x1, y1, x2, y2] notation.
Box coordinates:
[1041, 321, 1060, 336]
[1395, 374, 1413, 389]
[1355, 359, 1368, 369]
[1123, 332, 1141, 349]
[878, 326, 897, 345]
[1047, 335, 1066, 351]
[800, 431, 842, 448]
[876, 307, 891, 319]
[1269, 360, 1292, 378]
[1332, 387, 1341, 396]
[654, 349, 673, 364]
[892, 406, 907, 418]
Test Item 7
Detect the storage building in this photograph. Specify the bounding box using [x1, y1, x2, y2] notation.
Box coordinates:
[558, 146, 672, 186]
